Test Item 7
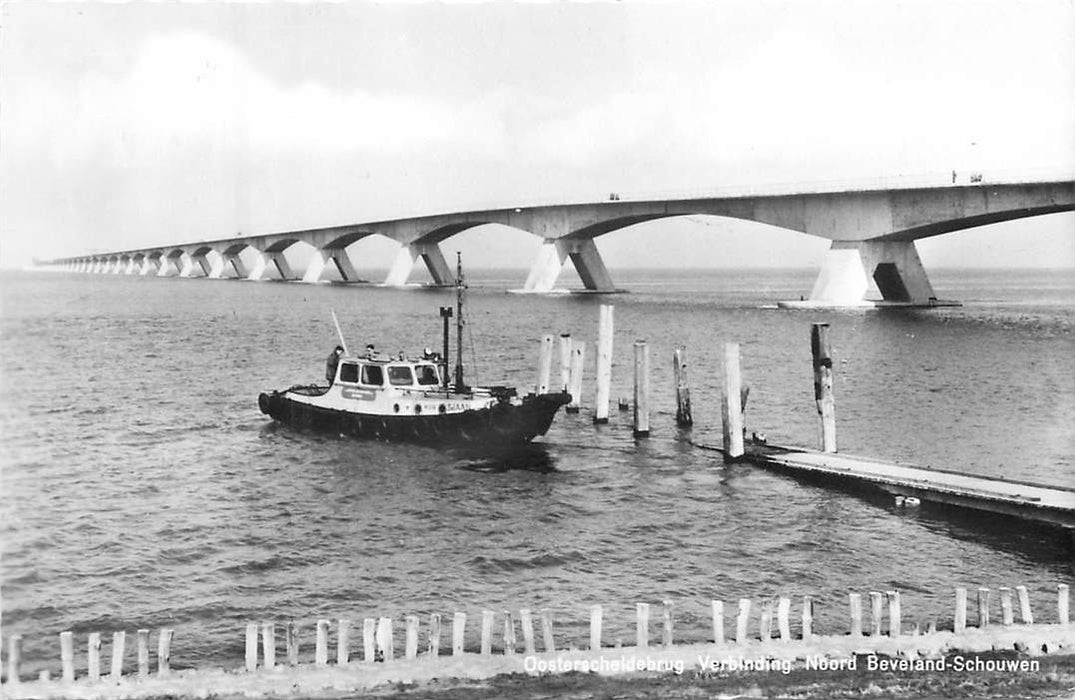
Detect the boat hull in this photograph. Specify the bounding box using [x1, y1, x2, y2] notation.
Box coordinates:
[258, 389, 570, 446]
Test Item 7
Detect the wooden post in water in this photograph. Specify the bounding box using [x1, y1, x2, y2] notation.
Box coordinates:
[429, 613, 441, 657]
[711, 600, 725, 644]
[286, 621, 299, 666]
[977, 587, 991, 628]
[849, 593, 863, 636]
[802, 596, 815, 641]
[60, 631, 75, 682]
[519, 609, 535, 654]
[337, 619, 350, 665]
[245, 624, 258, 671]
[376, 618, 393, 662]
[110, 631, 125, 679]
[405, 616, 419, 659]
[811, 323, 837, 453]
[759, 600, 773, 641]
[158, 629, 173, 677]
[558, 333, 572, 391]
[662, 600, 674, 648]
[869, 591, 883, 636]
[636, 603, 650, 649]
[1059, 583, 1070, 624]
[633, 341, 650, 437]
[452, 613, 465, 657]
[887, 591, 901, 638]
[736, 599, 750, 644]
[722, 343, 744, 459]
[954, 588, 967, 633]
[261, 622, 275, 669]
[480, 611, 494, 655]
[87, 632, 101, 681]
[540, 609, 555, 652]
[536, 335, 554, 393]
[315, 620, 329, 666]
[999, 588, 1014, 626]
[363, 619, 376, 662]
[1016, 586, 1033, 624]
[673, 346, 693, 427]
[7, 635, 22, 686]
[589, 605, 602, 651]
[503, 611, 516, 655]
[136, 629, 149, 678]
[593, 305, 614, 424]
[777, 597, 791, 642]
[567, 340, 586, 413]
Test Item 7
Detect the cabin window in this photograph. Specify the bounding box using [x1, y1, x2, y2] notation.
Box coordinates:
[387, 365, 414, 386]
[339, 362, 359, 383]
[361, 364, 384, 386]
[415, 364, 439, 386]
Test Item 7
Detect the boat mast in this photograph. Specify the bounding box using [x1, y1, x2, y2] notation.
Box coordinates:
[454, 252, 466, 391]
[439, 305, 452, 389]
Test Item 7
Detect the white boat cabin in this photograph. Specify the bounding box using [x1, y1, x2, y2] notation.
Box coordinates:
[293, 353, 504, 417]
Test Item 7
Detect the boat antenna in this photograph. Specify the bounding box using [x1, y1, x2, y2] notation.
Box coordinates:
[331, 309, 349, 355]
[454, 251, 467, 391]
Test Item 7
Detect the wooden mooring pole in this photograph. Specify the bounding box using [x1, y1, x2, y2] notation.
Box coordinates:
[566, 340, 585, 413]
[558, 333, 572, 391]
[7, 634, 22, 685]
[536, 335, 554, 394]
[593, 304, 614, 424]
[811, 323, 837, 453]
[633, 340, 650, 437]
[673, 345, 693, 427]
[722, 342, 744, 459]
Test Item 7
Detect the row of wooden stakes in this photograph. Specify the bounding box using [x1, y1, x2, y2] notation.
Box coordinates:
[4, 583, 1069, 683]
[535, 304, 695, 437]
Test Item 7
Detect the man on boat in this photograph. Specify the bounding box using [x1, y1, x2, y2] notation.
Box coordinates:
[326, 345, 344, 383]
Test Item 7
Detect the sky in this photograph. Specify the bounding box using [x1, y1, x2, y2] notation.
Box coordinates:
[1, 0, 1073, 271]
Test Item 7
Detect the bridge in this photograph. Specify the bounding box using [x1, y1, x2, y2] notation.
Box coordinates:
[43, 172, 1074, 307]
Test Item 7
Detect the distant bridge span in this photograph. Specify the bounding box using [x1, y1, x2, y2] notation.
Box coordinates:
[47, 175, 1075, 306]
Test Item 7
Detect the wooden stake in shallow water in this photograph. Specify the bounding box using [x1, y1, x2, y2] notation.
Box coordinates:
[722, 343, 744, 459]
[558, 333, 572, 392]
[849, 593, 863, 637]
[158, 629, 173, 677]
[88, 632, 101, 681]
[633, 341, 650, 437]
[452, 613, 465, 657]
[110, 631, 125, 679]
[673, 346, 693, 427]
[245, 624, 258, 671]
[8, 634, 22, 685]
[137, 629, 149, 678]
[590, 605, 602, 651]
[363, 619, 376, 662]
[536, 335, 554, 394]
[636, 603, 650, 649]
[811, 323, 837, 453]
[593, 305, 614, 424]
[60, 631, 74, 682]
[315, 620, 329, 666]
[567, 340, 585, 413]
[954, 587, 968, 634]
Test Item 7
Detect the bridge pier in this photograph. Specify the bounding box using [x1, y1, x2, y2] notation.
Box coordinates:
[522, 238, 616, 293]
[330, 248, 360, 282]
[269, 251, 297, 280]
[784, 240, 953, 308]
[139, 258, 157, 276]
[193, 251, 224, 278]
[383, 242, 454, 287]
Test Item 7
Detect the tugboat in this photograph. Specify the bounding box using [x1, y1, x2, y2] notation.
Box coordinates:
[258, 255, 571, 446]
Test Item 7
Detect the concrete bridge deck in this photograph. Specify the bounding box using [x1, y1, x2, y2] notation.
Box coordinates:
[41, 171, 1075, 306]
